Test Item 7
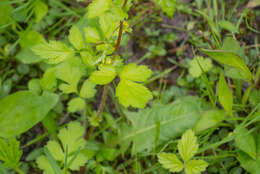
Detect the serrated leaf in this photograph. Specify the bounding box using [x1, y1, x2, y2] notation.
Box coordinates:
[80, 79, 96, 99]
[58, 122, 86, 154]
[235, 127, 256, 159]
[46, 141, 64, 161]
[185, 159, 208, 174]
[119, 63, 152, 82]
[80, 51, 97, 67]
[32, 40, 74, 64]
[68, 153, 88, 170]
[69, 26, 83, 50]
[178, 129, 198, 162]
[68, 97, 85, 113]
[0, 91, 58, 138]
[188, 56, 213, 78]
[158, 153, 183, 173]
[109, 97, 200, 153]
[84, 27, 101, 43]
[33, 0, 48, 23]
[116, 79, 153, 108]
[89, 65, 116, 85]
[55, 57, 85, 92]
[87, 0, 111, 18]
[217, 74, 233, 115]
[201, 49, 252, 81]
[0, 138, 22, 169]
[36, 156, 55, 174]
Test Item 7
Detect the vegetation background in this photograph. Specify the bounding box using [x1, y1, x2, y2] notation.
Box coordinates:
[0, 0, 260, 173]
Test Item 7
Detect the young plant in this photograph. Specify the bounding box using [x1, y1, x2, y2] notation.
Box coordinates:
[158, 129, 208, 174]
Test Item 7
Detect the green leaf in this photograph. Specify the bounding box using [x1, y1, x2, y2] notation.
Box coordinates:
[40, 68, 57, 90]
[116, 79, 153, 108]
[185, 159, 208, 174]
[46, 141, 64, 161]
[80, 51, 97, 67]
[28, 79, 41, 94]
[157, 153, 183, 173]
[188, 56, 213, 78]
[155, 0, 177, 18]
[235, 127, 256, 159]
[217, 74, 233, 115]
[33, 0, 48, 23]
[201, 49, 252, 81]
[0, 91, 58, 138]
[58, 122, 86, 154]
[87, 0, 112, 19]
[238, 134, 260, 174]
[69, 26, 84, 50]
[0, 138, 22, 169]
[219, 20, 238, 33]
[68, 153, 88, 170]
[68, 97, 85, 113]
[119, 63, 152, 82]
[0, 0, 13, 26]
[89, 65, 116, 85]
[55, 57, 85, 92]
[178, 129, 198, 162]
[84, 27, 101, 43]
[32, 40, 74, 64]
[194, 109, 226, 133]
[222, 37, 240, 53]
[80, 79, 96, 99]
[110, 97, 200, 153]
[36, 156, 55, 174]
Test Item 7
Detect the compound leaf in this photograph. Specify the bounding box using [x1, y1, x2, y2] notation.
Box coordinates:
[87, 0, 111, 18]
[89, 65, 116, 85]
[185, 159, 208, 174]
[158, 153, 183, 173]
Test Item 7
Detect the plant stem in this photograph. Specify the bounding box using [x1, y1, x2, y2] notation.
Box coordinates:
[85, 0, 129, 140]
[15, 168, 25, 174]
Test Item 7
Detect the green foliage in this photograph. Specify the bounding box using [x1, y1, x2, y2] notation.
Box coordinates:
[155, 0, 177, 18]
[37, 122, 88, 173]
[110, 97, 200, 153]
[68, 97, 85, 113]
[235, 127, 256, 159]
[158, 129, 208, 174]
[0, 91, 58, 138]
[69, 26, 84, 50]
[188, 56, 213, 78]
[0, 138, 22, 169]
[89, 65, 117, 85]
[32, 41, 75, 64]
[194, 109, 226, 132]
[80, 80, 96, 99]
[87, 0, 112, 19]
[33, 0, 48, 23]
[116, 63, 153, 108]
[217, 74, 233, 116]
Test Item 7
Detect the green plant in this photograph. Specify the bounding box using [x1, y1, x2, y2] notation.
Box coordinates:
[158, 129, 208, 174]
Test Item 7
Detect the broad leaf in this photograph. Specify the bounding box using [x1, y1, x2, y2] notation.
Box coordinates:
[84, 27, 101, 43]
[87, 0, 111, 19]
[119, 63, 152, 82]
[217, 74, 233, 115]
[201, 49, 252, 81]
[36, 156, 55, 174]
[89, 65, 116, 85]
[178, 129, 198, 162]
[32, 40, 74, 64]
[116, 79, 153, 108]
[0, 91, 58, 138]
[67, 97, 85, 113]
[194, 109, 226, 132]
[238, 134, 260, 174]
[109, 97, 200, 153]
[235, 127, 256, 159]
[219, 20, 238, 33]
[80, 79, 96, 99]
[157, 153, 183, 173]
[69, 26, 83, 50]
[185, 159, 208, 174]
[155, 0, 177, 18]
